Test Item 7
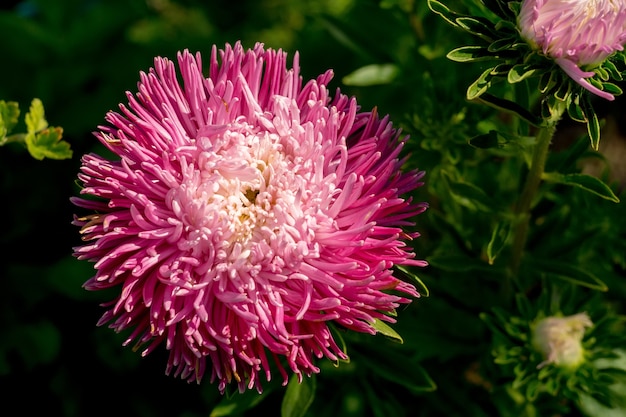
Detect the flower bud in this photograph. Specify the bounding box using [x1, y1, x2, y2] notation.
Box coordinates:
[518, 0, 626, 101]
[532, 312, 593, 369]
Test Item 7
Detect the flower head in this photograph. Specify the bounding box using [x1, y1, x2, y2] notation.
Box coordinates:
[532, 312, 593, 369]
[72, 42, 427, 393]
[518, 0, 626, 100]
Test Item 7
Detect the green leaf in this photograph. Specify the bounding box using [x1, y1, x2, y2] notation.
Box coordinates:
[582, 97, 601, 150]
[487, 220, 511, 265]
[467, 67, 495, 100]
[395, 265, 429, 297]
[371, 319, 403, 343]
[25, 98, 48, 134]
[342, 63, 399, 86]
[25, 127, 73, 160]
[446, 46, 496, 62]
[567, 95, 586, 123]
[210, 388, 269, 417]
[529, 258, 608, 291]
[0, 100, 20, 139]
[281, 374, 316, 417]
[542, 172, 619, 203]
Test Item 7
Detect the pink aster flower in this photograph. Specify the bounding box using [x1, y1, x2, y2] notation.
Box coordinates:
[518, 0, 626, 100]
[72, 42, 427, 393]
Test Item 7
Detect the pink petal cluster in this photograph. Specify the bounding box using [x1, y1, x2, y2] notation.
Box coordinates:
[518, 0, 626, 100]
[72, 42, 427, 393]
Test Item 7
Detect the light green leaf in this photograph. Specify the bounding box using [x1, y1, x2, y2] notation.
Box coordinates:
[342, 64, 399, 86]
[427, 0, 459, 27]
[281, 374, 316, 417]
[372, 318, 403, 343]
[508, 63, 541, 83]
[25, 127, 73, 160]
[25, 98, 48, 134]
[0, 100, 20, 139]
[542, 172, 620, 203]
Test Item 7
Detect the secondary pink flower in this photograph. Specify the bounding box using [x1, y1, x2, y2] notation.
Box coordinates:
[518, 0, 626, 100]
[72, 42, 427, 393]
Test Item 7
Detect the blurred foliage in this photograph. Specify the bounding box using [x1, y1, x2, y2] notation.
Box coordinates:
[2, 0, 626, 416]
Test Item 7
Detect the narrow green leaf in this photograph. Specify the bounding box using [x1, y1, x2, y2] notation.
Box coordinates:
[488, 37, 516, 52]
[542, 172, 620, 203]
[210, 389, 269, 417]
[25, 98, 48, 134]
[446, 46, 495, 63]
[281, 374, 316, 417]
[567, 95, 587, 123]
[487, 220, 511, 265]
[582, 96, 601, 149]
[395, 265, 429, 297]
[342, 63, 399, 86]
[529, 258, 608, 291]
[467, 67, 495, 100]
[371, 319, 403, 343]
[0, 100, 20, 138]
[25, 127, 73, 160]
[601, 82, 623, 96]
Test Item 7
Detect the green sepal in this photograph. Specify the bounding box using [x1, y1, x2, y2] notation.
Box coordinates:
[542, 172, 620, 203]
[488, 36, 516, 52]
[602, 59, 623, 81]
[600, 81, 623, 96]
[507, 63, 542, 84]
[281, 374, 316, 417]
[567, 95, 586, 123]
[538, 70, 558, 94]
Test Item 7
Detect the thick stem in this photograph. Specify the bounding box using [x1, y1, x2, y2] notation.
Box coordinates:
[509, 103, 566, 278]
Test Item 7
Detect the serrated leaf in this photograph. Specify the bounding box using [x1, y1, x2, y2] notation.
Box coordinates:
[25, 98, 48, 134]
[446, 46, 496, 62]
[467, 67, 495, 100]
[281, 374, 316, 417]
[542, 172, 620, 203]
[529, 258, 608, 291]
[487, 220, 511, 264]
[342, 63, 399, 86]
[25, 127, 73, 160]
[371, 318, 403, 343]
[395, 265, 429, 297]
[0, 100, 20, 138]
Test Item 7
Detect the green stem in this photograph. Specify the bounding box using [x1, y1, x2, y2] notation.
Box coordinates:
[509, 103, 566, 279]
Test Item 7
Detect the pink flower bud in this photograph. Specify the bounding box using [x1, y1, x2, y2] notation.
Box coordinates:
[518, 0, 626, 100]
